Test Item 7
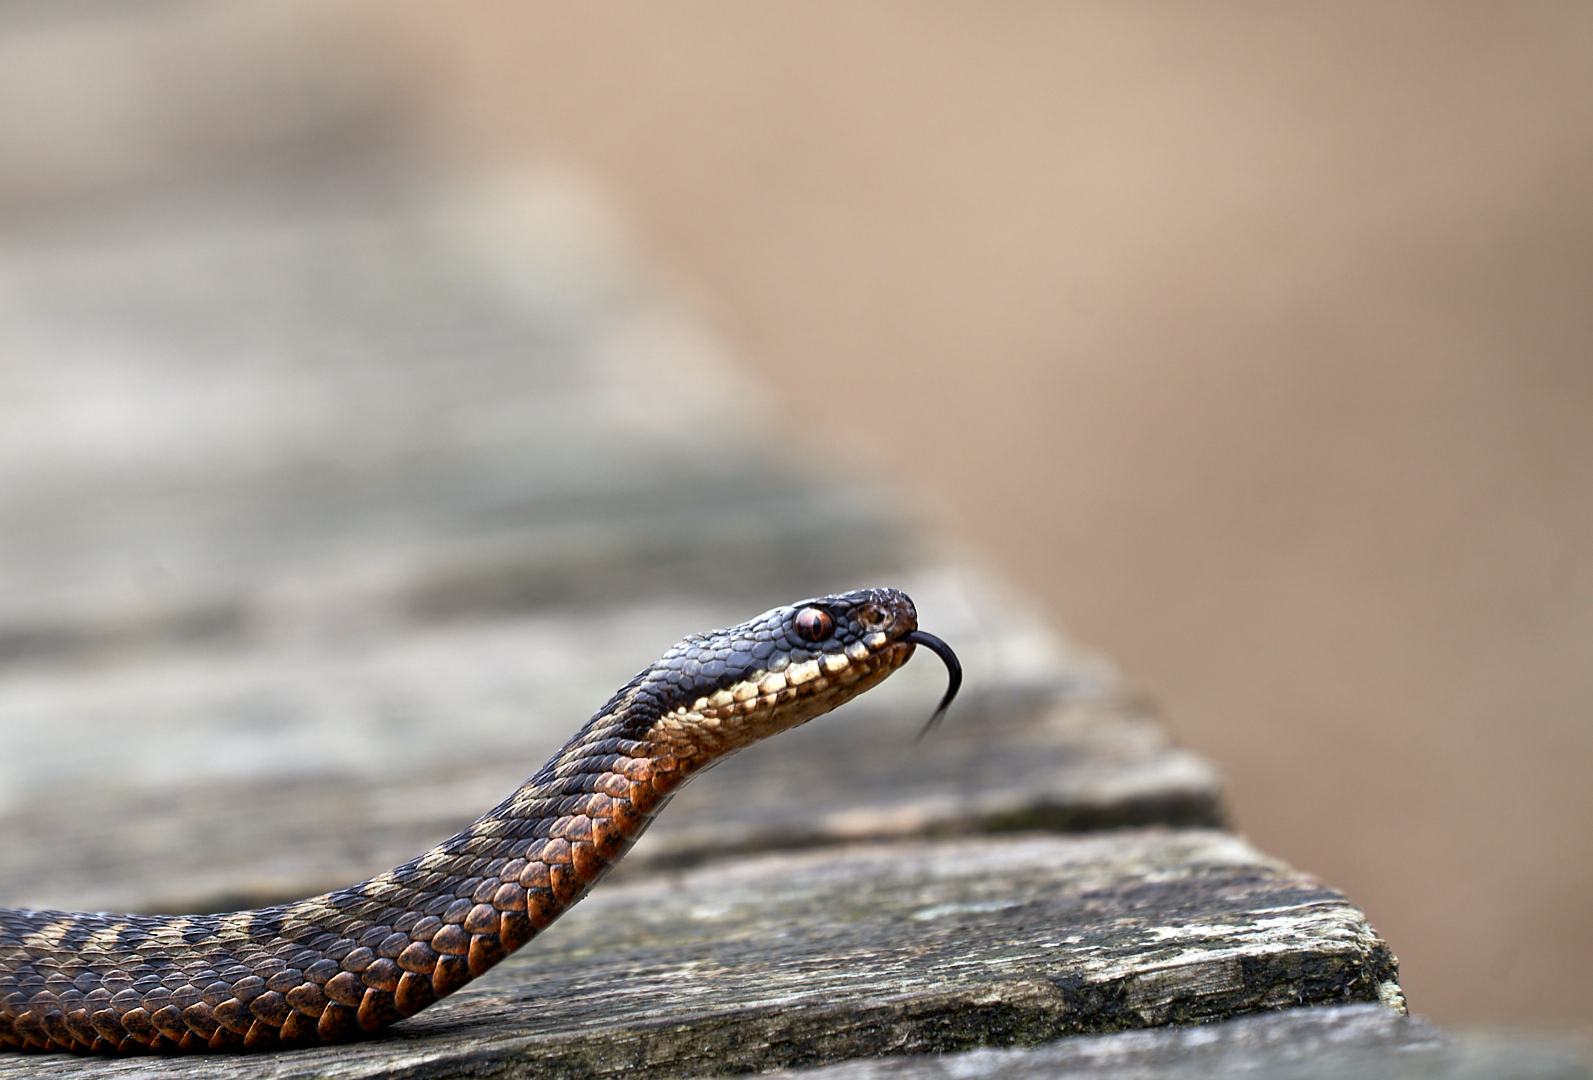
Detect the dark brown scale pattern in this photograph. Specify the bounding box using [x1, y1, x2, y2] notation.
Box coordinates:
[0, 589, 926, 1055]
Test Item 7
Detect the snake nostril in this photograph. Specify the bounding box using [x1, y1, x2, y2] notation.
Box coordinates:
[793, 607, 834, 642]
[857, 604, 892, 631]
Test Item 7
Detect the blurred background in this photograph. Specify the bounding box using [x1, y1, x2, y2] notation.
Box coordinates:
[1, 0, 1589, 1036]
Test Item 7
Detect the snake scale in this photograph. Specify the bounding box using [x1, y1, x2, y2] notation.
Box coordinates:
[0, 588, 959, 1055]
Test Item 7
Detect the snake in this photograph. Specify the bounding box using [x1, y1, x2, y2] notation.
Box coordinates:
[0, 588, 960, 1055]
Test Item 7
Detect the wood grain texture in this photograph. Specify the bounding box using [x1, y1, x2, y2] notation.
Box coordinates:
[0, 680, 1219, 920]
[762, 1004, 1441, 1080]
[0, 177, 1215, 923]
[0, 830, 1399, 1078]
[761, 1004, 1592, 1080]
[0, 45, 1397, 1074]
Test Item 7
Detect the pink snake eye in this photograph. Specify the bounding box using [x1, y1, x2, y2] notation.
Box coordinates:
[793, 607, 834, 642]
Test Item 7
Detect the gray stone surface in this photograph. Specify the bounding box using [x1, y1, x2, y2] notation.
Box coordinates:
[0, 831, 1400, 1079]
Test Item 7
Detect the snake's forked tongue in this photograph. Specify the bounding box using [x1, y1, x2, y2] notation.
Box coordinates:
[904, 629, 962, 740]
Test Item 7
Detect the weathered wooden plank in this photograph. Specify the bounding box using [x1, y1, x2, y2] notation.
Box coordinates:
[0, 184, 906, 653]
[0, 830, 1400, 1080]
[0, 662, 1218, 917]
[763, 1004, 1593, 1080]
[763, 1004, 1442, 1079]
[0, 15, 1405, 1079]
[635, 688, 1221, 865]
[0, 182, 1219, 921]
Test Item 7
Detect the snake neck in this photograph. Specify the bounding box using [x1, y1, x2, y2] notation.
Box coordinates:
[324, 692, 696, 971]
[1, 591, 927, 1054]
[412, 695, 696, 916]
[0, 699, 701, 1054]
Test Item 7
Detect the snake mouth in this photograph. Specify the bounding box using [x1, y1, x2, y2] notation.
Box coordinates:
[904, 629, 962, 739]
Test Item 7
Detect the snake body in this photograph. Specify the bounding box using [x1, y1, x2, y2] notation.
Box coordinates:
[1, 588, 956, 1055]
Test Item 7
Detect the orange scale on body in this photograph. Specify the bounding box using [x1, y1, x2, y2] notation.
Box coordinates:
[589, 817, 628, 860]
[212, 999, 253, 1035]
[322, 972, 365, 1008]
[394, 971, 435, 1016]
[181, 1001, 218, 1038]
[249, 990, 291, 1026]
[430, 925, 469, 956]
[467, 932, 505, 974]
[582, 792, 616, 818]
[38, 1011, 72, 1046]
[524, 889, 560, 930]
[396, 941, 438, 974]
[245, 1019, 280, 1048]
[609, 798, 647, 835]
[499, 911, 535, 951]
[548, 863, 583, 905]
[571, 841, 606, 881]
[518, 861, 552, 890]
[316, 1002, 357, 1041]
[278, 1010, 318, 1042]
[285, 983, 326, 1016]
[90, 1009, 124, 1041]
[493, 882, 527, 912]
[149, 1005, 186, 1042]
[357, 988, 401, 1031]
[361, 959, 402, 993]
[462, 904, 499, 935]
[430, 956, 470, 997]
[118, 1007, 156, 1042]
[554, 815, 593, 843]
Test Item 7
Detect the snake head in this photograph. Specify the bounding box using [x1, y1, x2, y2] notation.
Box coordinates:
[639, 587, 955, 757]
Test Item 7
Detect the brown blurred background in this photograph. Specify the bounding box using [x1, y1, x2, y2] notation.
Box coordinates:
[4, 0, 1590, 1034]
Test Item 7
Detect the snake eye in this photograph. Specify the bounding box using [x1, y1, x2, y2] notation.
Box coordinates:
[793, 607, 834, 642]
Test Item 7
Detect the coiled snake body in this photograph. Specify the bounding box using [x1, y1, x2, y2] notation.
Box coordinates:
[0, 588, 959, 1055]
